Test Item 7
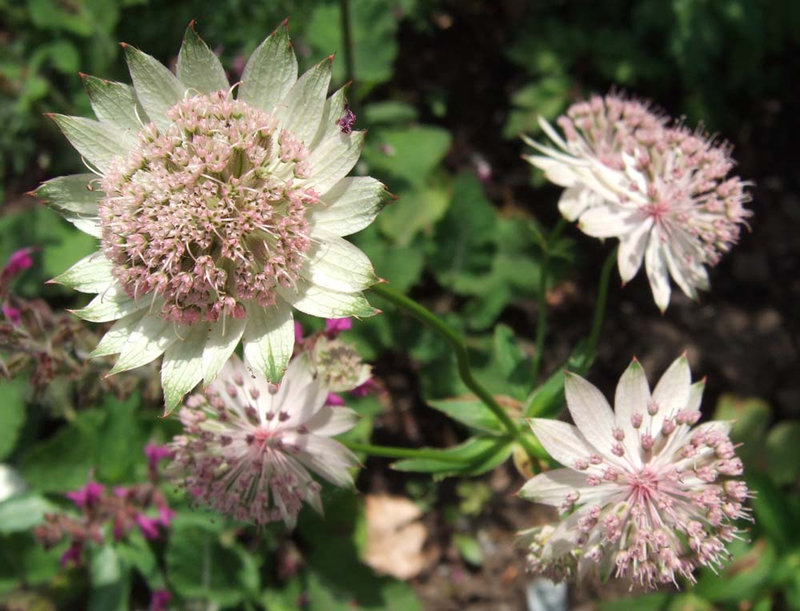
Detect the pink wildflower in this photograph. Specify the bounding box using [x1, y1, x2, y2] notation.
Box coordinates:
[66, 481, 105, 508]
[524, 94, 751, 311]
[167, 353, 359, 527]
[519, 355, 749, 589]
[2, 303, 21, 325]
[60, 542, 83, 567]
[326, 392, 345, 406]
[149, 589, 171, 611]
[4, 248, 33, 277]
[325, 317, 352, 336]
[144, 443, 172, 470]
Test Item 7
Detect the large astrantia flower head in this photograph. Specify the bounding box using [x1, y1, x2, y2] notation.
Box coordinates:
[519, 355, 749, 589]
[523, 94, 751, 311]
[167, 352, 359, 528]
[35, 23, 391, 411]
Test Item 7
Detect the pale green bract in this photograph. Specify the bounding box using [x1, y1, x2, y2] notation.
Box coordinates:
[36, 23, 390, 413]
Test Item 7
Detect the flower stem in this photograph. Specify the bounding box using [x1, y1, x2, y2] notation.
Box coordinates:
[369, 283, 540, 459]
[531, 218, 567, 384]
[342, 440, 471, 463]
[586, 245, 618, 360]
[340, 0, 356, 97]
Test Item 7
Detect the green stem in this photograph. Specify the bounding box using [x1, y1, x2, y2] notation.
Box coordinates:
[342, 441, 471, 463]
[369, 283, 540, 459]
[531, 218, 567, 384]
[586, 245, 618, 361]
[340, 0, 356, 107]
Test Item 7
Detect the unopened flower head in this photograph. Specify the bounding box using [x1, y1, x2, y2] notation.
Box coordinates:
[519, 355, 749, 589]
[523, 94, 751, 311]
[310, 335, 371, 392]
[167, 353, 359, 527]
[35, 23, 391, 411]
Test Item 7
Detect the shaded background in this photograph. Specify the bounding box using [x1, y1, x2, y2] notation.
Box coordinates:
[1, 0, 799, 609]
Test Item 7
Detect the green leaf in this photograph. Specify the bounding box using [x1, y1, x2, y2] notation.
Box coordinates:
[0, 378, 27, 460]
[305, 0, 402, 92]
[88, 545, 130, 611]
[452, 533, 483, 567]
[351, 227, 425, 292]
[694, 538, 775, 603]
[598, 593, 670, 610]
[765, 421, 800, 485]
[363, 101, 418, 126]
[366, 126, 451, 188]
[378, 181, 450, 247]
[426, 398, 505, 434]
[95, 394, 146, 483]
[0, 494, 58, 534]
[19, 410, 104, 492]
[116, 533, 162, 590]
[712, 394, 770, 469]
[166, 515, 259, 606]
[429, 173, 497, 291]
[392, 436, 513, 478]
[748, 472, 798, 549]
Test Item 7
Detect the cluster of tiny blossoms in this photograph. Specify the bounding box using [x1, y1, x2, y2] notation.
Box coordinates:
[101, 90, 317, 325]
[519, 357, 750, 589]
[34, 444, 174, 567]
[524, 94, 751, 310]
[167, 323, 368, 527]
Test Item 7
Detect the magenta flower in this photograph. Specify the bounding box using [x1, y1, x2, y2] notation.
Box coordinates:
[59, 542, 83, 567]
[65, 481, 105, 508]
[168, 353, 359, 527]
[519, 355, 749, 589]
[149, 588, 171, 611]
[143, 443, 172, 470]
[2, 303, 21, 326]
[4, 248, 33, 277]
[325, 317, 352, 337]
[524, 94, 751, 311]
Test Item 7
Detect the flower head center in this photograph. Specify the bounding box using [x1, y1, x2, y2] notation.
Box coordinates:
[99, 90, 318, 324]
[627, 467, 661, 503]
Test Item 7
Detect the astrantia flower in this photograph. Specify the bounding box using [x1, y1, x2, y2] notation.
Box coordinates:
[167, 353, 359, 527]
[519, 355, 749, 589]
[35, 23, 391, 410]
[523, 94, 751, 311]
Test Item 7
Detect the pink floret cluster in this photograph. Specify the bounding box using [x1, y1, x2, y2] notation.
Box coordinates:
[99, 90, 319, 325]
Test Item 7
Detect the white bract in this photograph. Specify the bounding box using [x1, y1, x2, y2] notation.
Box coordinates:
[36, 24, 390, 411]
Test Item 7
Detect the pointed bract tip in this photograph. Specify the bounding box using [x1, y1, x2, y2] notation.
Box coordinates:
[119, 42, 128, 49]
[280, 17, 290, 27]
[375, 277, 388, 285]
[326, 53, 336, 62]
[188, 18, 197, 29]
[631, 356, 640, 363]
[78, 72, 88, 81]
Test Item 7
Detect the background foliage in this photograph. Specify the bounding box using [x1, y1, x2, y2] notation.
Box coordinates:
[1, 0, 798, 608]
